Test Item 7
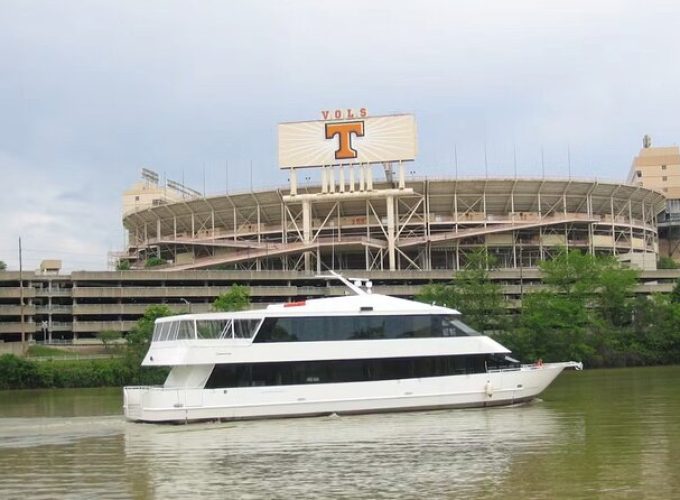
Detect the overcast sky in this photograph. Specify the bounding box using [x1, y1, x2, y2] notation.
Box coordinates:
[1, 0, 679, 271]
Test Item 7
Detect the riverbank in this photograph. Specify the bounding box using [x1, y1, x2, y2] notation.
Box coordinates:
[0, 354, 167, 390]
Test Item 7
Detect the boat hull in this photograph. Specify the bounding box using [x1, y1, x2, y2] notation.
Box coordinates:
[123, 362, 579, 423]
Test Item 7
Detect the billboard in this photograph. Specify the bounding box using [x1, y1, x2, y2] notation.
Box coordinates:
[278, 114, 417, 169]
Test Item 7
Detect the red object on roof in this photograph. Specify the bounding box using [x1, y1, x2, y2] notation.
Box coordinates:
[284, 300, 306, 308]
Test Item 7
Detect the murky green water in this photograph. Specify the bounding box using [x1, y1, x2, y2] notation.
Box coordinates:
[1, 366, 679, 499]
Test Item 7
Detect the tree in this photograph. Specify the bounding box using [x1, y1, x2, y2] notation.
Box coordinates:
[97, 330, 122, 354]
[124, 304, 173, 384]
[417, 249, 505, 333]
[508, 248, 640, 365]
[116, 259, 131, 271]
[671, 278, 680, 304]
[595, 262, 638, 328]
[144, 257, 165, 268]
[511, 290, 593, 363]
[657, 256, 680, 269]
[0, 260, 6, 271]
[213, 284, 250, 312]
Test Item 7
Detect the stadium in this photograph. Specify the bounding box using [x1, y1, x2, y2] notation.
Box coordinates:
[1, 113, 675, 345]
[119, 113, 668, 273]
[120, 175, 665, 273]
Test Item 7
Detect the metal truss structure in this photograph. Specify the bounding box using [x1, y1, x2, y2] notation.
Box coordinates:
[121, 176, 666, 272]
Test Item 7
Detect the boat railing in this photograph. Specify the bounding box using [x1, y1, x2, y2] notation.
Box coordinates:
[486, 367, 522, 373]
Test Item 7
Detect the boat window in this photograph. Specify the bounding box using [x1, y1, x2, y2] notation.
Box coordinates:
[152, 322, 171, 342]
[160, 321, 177, 341]
[219, 320, 234, 339]
[205, 354, 491, 389]
[233, 319, 261, 339]
[254, 314, 479, 343]
[441, 317, 480, 337]
[196, 319, 229, 339]
[153, 320, 196, 341]
[176, 320, 196, 340]
[161, 321, 179, 340]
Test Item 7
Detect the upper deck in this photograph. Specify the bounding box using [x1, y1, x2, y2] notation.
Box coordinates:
[142, 293, 509, 367]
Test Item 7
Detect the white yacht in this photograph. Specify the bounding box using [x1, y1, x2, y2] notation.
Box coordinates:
[123, 278, 582, 423]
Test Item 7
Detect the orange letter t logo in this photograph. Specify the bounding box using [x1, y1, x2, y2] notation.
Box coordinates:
[325, 121, 365, 160]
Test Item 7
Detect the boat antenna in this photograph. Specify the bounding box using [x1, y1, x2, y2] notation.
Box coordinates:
[315, 270, 367, 295]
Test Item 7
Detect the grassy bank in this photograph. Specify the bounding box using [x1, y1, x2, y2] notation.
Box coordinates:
[0, 354, 168, 390]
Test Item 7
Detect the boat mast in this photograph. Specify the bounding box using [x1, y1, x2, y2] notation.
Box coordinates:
[316, 270, 371, 295]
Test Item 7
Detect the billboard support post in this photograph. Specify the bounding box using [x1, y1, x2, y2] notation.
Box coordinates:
[278, 111, 417, 272]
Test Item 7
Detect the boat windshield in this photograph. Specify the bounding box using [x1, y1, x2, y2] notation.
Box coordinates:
[441, 317, 479, 337]
[254, 314, 481, 343]
[152, 318, 262, 341]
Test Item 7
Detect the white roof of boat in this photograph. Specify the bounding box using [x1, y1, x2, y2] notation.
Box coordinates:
[156, 294, 459, 321]
[267, 294, 458, 315]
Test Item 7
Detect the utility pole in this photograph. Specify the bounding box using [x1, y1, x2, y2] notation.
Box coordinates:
[19, 237, 25, 353]
[454, 145, 458, 179]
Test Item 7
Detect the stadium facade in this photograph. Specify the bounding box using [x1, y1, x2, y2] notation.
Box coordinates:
[1, 112, 678, 344]
[119, 176, 665, 273]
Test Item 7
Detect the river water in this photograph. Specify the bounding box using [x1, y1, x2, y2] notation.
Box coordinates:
[1, 366, 679, 499]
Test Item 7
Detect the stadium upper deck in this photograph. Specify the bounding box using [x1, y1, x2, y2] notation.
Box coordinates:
[120, 176, 666, 272]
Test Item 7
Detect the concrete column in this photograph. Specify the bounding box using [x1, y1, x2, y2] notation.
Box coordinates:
[339, 166, 345, 193]
[399, 161, 405, 189]
[303, 200, 312, 271]
[321, 167, 328, 194]
[290, 168, 297, 196]
[257, 205, 261, 244]
[233, 207, 237, 240]
[349, 166, 355, 192]
[387, 195, 396, 270]
[366, 165, 373, 191]
[329, 167, 335, 193]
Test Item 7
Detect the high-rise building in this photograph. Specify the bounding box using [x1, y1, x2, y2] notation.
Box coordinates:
[628, 136, 680, 261]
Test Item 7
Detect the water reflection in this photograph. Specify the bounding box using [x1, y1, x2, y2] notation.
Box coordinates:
[2, 367, 680, 499]
[0, 403, 574, 499]
[122, 404, 573, 499]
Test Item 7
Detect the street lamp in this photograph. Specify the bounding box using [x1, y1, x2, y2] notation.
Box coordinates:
[180, 298, 191, 313]
[40, 321, 48, 344]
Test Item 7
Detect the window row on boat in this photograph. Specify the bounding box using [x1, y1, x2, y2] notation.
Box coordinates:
[152, 318, 261, 342]
[254, 315, 480, 342]
[204, 354, 518, 389]
[152, 314, 481, 343]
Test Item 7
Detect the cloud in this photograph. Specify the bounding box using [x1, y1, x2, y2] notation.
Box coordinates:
[1, 0, 679, 271]
[0, 151, 119, 271]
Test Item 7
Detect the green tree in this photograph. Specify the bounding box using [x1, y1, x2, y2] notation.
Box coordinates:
[511, 290, 592, 362]
[97, 330, 122, 354]
[631, 294, 680, 364]
[657, 256, 680, 269]
[507, 248, 640, 365]
[596, 262, 639, 327]
[539, 248, 604, 297]
[144, 256, 165, 268]
[116, 259, 131, 271]
[417, 249, 505, 333]
[213, 284, 250, 312]
[0, 260, 6, 271]
[0, 354, 38, 389]
[124, 304, 173, 384]
[671, 279, 680, 304]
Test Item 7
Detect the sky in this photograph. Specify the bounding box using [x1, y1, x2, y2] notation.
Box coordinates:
[1, 0, 680, 271]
